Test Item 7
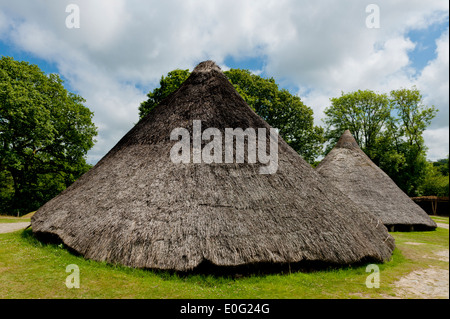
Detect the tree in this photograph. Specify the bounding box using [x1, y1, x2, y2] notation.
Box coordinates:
[385, 87, 437, 194]
[139, 68, 324, 164]
[0, 57, 97, 215]
[139, 69, 190, 117]
[433, 157, 449, 177]
[323, 86, 438, 196]
[323, 90, 391, 157]
[418, 159, 449, 197]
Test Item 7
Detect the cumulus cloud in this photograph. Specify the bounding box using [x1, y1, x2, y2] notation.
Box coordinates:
[0, 0, 448, 162]
[424, 128, 449, 161]
[418, 29, 449, 160]
[417, 29, 449, 128]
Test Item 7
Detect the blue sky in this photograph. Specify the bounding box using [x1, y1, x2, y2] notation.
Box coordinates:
[0, 0, 448, 164]
[0, 41, 59, 73]
[407, 18, 448, 71]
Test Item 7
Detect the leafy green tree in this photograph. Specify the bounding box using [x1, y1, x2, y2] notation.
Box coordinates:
[139, 68, 324, 163]
[433, 157, 449, 176]
[418, 159, 449, 197]
[323, 87, 437, 196]
[225, 69, 324, 163]
[323, 90, 391, 158]
[139, 69, 190, 117]
[0, 169, 13, 209]
[384, 87, 437, 194]
[0, 57, 97, 215]
[390, 88, 437, 150]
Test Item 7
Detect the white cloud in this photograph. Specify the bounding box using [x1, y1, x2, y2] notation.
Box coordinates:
[0, 10, 8, 33]
[424, 128, 449, 161]
[0, 0, 448, 163]
[418, 28, 449, 160]
[417, 28, 449, 129]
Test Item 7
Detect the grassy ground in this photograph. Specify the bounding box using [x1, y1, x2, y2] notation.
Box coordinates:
[0, 218, 31, 223]
[0, 216, 447, 299]
[0, 211, 34, 223]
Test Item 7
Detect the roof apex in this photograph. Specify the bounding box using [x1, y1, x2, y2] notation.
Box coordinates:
[192, 60, 222, 73]
[335, 130, 360, 150]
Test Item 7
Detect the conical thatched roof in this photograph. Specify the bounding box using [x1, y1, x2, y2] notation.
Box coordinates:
[31, 61, 394, 272]
[316, 130, 437, 231]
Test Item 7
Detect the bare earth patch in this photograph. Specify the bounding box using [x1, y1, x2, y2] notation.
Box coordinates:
[0, 222, 30, 234]
[432, 250, 449, 262]
[437, 223, 449, 229]
[392, 239, 449, 299]
[393, 267, 449, 299]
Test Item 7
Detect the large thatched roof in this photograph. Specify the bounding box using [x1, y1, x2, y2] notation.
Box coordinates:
[316, 130, 437, 231]
[31, 61, 394, 272]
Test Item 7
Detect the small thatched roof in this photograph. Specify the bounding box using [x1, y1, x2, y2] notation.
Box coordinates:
[31, 61, 394, 272]
[316, 130, 437, 231]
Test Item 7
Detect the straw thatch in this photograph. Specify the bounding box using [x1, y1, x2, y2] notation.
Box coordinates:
[316, 130, 437, 231]
[31, 61, 394, 272]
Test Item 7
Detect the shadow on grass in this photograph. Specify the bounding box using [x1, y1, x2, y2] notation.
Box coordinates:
[156, 257, 384, 279]
[21, 228, 392, 285]
[20, 228, 85, 259]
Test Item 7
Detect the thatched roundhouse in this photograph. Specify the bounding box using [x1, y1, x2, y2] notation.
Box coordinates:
[32, 61, 394, 272]
[316, 130, 437, 232]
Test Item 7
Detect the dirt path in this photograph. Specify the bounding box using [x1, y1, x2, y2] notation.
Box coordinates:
[437, 222, 449, 229]
[0, 222, 30, 234]
[391, 222, 449, 299]
[393, 266, 449, 298]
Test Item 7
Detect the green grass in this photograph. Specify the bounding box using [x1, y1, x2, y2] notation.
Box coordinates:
[432, 216, 449, 224]
[0, 211, 34, 223]
[0, 216, 448, 299]
[0, 218, 31, 223]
